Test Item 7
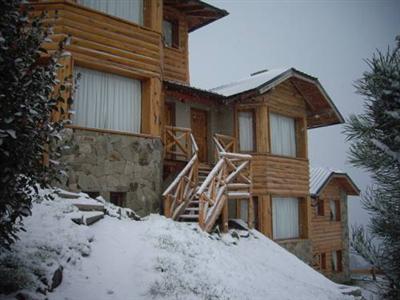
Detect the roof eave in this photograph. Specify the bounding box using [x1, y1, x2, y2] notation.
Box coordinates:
[314, 173, 360, 197]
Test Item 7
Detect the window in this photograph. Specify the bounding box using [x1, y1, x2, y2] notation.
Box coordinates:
[270, 113, 296, 157]
[272, 197, 299, 239]
[77, 0, 143, 25]
[320, 253, 327, 270]
[110, 192, 126, 207]
[329, 199, 341, 221]
[238, 111, 255, 152]
[240, 199, 248, 223]
[331, 250, 343, 272]
[316, 198, 324, 216]
[163, 19, 179, 48]
[73, 67, 142, 133]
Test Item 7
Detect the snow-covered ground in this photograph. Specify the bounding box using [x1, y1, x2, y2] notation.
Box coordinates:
[0, 190, 361, 300]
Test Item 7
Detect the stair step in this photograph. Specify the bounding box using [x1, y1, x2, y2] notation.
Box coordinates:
[228, 191, 251, 199]
[227, 183, 250, 189]
[185, 207, 199, 212]
[180, 214, 199, 220]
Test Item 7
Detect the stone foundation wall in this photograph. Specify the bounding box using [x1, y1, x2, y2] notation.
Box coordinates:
[278, 239, 313, 265]
[60, 128, 163, 216]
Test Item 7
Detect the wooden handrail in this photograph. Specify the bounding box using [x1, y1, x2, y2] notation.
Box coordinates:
[163, 126, 199, 219]
[197, 134, 253, 232]
[164, 125, 195, 161]
[163, 129, 253, 233]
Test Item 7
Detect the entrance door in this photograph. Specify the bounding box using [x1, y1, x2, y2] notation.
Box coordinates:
[191, 108, 208, 162]
[164, 102, 175, 127]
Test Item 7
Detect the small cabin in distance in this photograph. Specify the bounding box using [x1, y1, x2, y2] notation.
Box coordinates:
[309, 167, 360, 283]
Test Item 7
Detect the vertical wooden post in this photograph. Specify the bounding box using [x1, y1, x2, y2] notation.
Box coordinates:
[248, 196, 254, 229]
[163, 195, 171, 218]
[221, 197, 229, 233]
[198, 194, 205, 228]
[248, 158, 254, 229]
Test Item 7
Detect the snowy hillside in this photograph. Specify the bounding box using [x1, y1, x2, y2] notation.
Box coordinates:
[0, 190, 361, 300]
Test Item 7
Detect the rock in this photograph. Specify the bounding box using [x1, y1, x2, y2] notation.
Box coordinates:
[15, 291, 42, 300]
[50, 266, 63, 291]
[341, 287, 362, 297]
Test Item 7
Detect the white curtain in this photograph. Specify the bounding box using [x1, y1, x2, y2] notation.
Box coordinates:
[329, 199, 337, 221]
[331, 251, 338, 271]
[78, 0, 143, 25]
[240, 200, 248, 223]
[238, 111, 254, 151]
[72, 66, 141, 133]
[270, 113, 296, 157]
[163, 20, 173, 47]
[272, 197, 299, 239]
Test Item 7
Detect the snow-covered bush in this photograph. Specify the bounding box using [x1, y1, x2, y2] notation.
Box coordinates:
[0, 0, 72, 248]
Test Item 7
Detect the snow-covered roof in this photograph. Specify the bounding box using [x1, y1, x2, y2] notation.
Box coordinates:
[210, 68, 344, 129]
[310, 167, 360, 197]
[210, 68, 291, 97]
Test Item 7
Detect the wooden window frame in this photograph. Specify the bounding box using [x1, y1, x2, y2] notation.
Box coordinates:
[237, 109, 256, 153]
[268, 111, 298, 159]
[331, 250, 343, 273]
[316, 197, 324, 216]
[72, 63, 147, 136]
[330, 199, 341, 222]
[272, 196, 302, 241]
[163, 18, 179, 49]
[320, 252, 327, 270]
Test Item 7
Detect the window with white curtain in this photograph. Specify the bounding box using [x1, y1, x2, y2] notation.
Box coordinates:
[272, 197, 299, 239]
[72, 66, 142, 133]
[331, 251, 338, 271]
[270, 112, 296, 157]
[238, 111, 254, 152]
[77, 0, 143, 25]
[329, 199, 337, 221]
[163, 20, 173, 47]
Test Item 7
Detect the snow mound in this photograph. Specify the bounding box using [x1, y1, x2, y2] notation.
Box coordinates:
[1, 189, 360, 300]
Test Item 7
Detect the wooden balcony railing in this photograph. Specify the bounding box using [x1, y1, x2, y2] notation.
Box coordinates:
[213, 133, 236, 160]
[164, 125, 196, 161]
[198, 135, 253, 232]
[162, 126, 199, 219]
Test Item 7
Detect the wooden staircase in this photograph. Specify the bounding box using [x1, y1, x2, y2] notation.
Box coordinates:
[163, 127, 253, 232]
[178, 163, 211, 222]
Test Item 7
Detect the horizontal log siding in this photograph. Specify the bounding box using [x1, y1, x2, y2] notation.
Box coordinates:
[32, 1, 162, 79]
[311, 180, 344, 276]
[267, 81, 307, 118]
[163, 6, 189, 83]
[252, 155, 309, 196]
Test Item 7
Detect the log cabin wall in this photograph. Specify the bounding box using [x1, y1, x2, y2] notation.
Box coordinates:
[310, 179, 351, 282]
[163, 6, 190, 84]
[31, 0, 164, 136]
[233, 80, 312, 260]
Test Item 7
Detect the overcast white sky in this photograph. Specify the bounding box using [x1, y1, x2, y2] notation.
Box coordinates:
[188, 0, 400, 228]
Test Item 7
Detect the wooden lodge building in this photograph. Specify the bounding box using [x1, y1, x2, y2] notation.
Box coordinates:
[31, 0, 359, 282]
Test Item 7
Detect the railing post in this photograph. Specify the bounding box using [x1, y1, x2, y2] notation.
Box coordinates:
[222, 197, 229, 233]
[163, 195, 171, 218]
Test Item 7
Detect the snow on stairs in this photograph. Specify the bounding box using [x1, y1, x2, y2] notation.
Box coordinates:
[56, 190, 105, 226]
[178, 163, 211, 223]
